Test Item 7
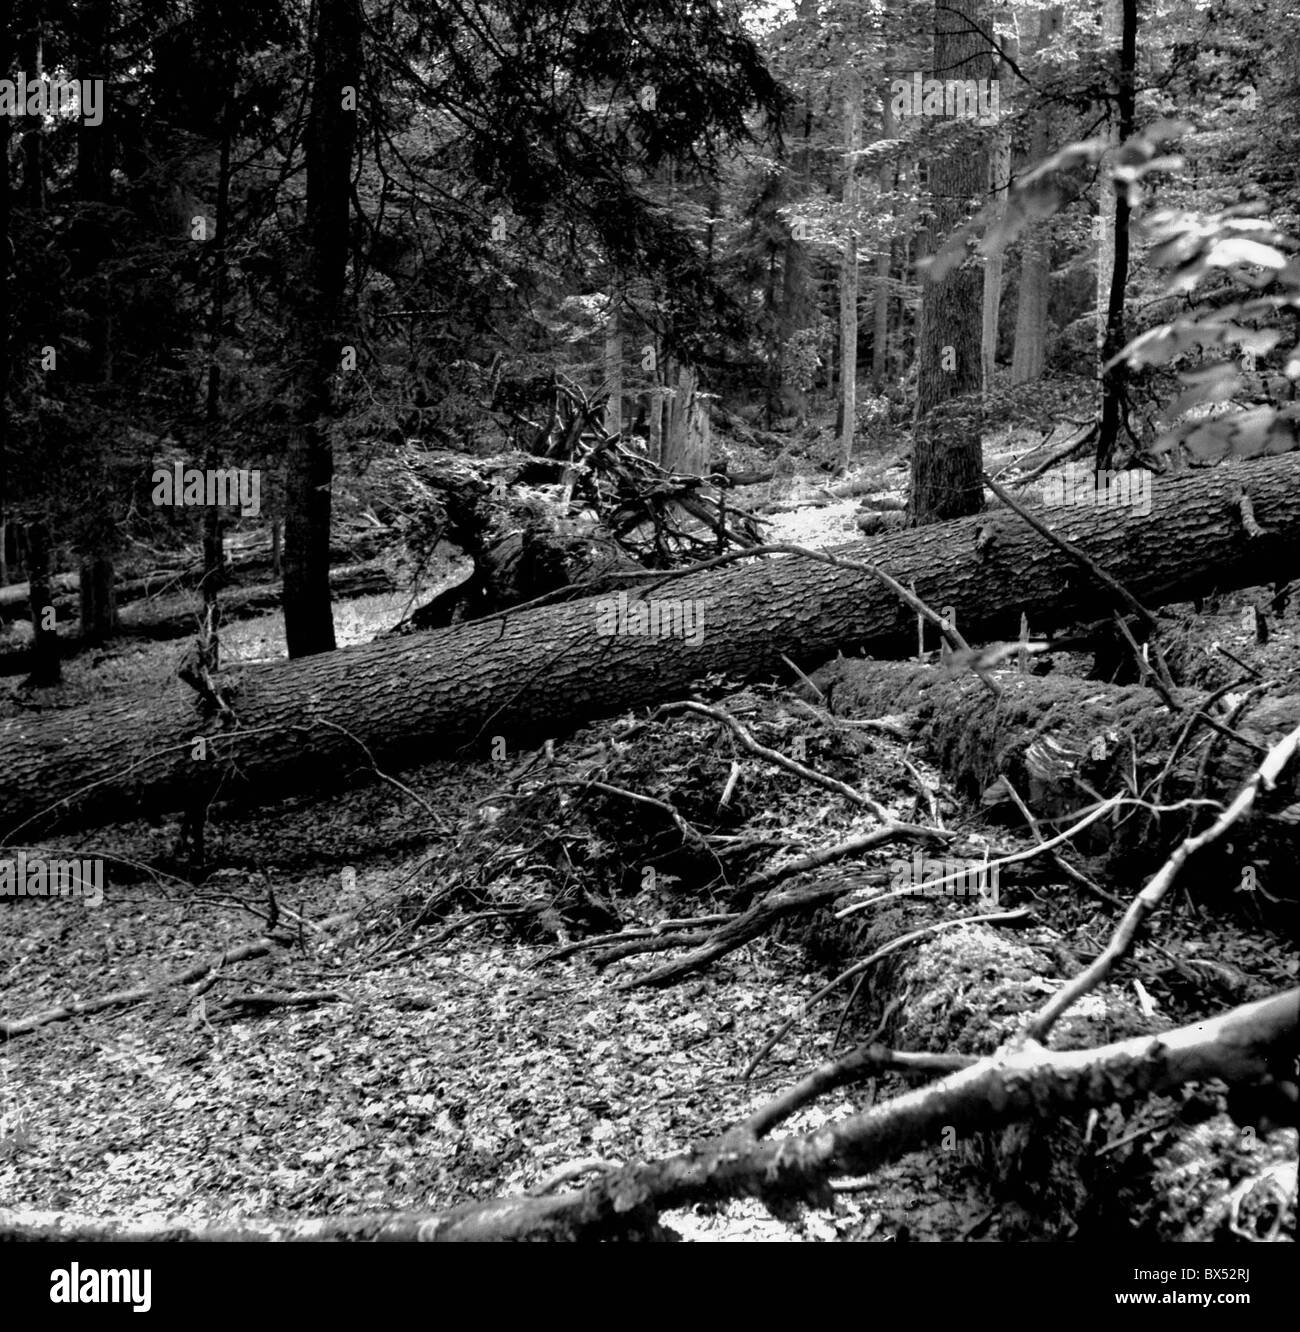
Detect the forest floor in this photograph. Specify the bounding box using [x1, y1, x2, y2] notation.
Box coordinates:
[1, 445, 1296, 1241]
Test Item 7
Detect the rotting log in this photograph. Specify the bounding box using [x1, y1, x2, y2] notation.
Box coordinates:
[4, 453, 1300, 836]
[804, 655, 1300, 908]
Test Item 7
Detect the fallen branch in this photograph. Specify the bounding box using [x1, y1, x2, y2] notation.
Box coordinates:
[742, 1043, 976, 1139]
[0, 911, 356, 1039]
[537, 915, 738, 965]
[216, 990, 343, 1014]
[980, 469, 1178, 701]
[658, 699, 896, 823]
[598, 822, 956, 981]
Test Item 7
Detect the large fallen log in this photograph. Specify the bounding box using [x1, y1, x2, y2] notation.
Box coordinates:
[4, 453, 1300, 836]
[801, 655, 1300, 902]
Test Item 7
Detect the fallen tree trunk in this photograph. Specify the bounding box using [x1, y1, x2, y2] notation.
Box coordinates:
[4, 453, 1300, 836]
[758, 475, 887, 512]
[802, 656, 1300, 903]
[0, 529, 393, 619]
[117, 561, 398, 641]
[605, 673, 1300, 989]
[0, 571, 79, 611]
[0, 561, 400, 676]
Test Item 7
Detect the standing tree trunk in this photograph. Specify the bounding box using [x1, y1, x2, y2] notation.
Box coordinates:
[283, 0, 360, 658]
[1011, 6, 1062, 384]
[0, 19, 11, 595]
[604, 290, 622, 439]
[981, 9, 1017, 396]
[763, 232, 780, 429]
[199, 83, 236, 633]
[780, 72, 815, 426]
[76, 560, 117, 645]
[23, 520, 60, 687]
[871, 95, 896, 393]
[1011, 227, 1049, 383]
[647, 374, 664, 465]
[18, 14, 45, 211]
[74, 0, 118, 645]
[77, 559, 116, 646]
[1096, 0, 1137, 470]
[909, 0, 991, 524]
[12, 6, 58, 674]
[780, 226, 811, 424]
[663, 364, 704, 475]
[838, 68, 862, 472]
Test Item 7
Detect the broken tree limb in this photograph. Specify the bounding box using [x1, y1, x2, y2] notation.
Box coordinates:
[5, 452, 1300, 836]
[740, 1044, 976, 1139]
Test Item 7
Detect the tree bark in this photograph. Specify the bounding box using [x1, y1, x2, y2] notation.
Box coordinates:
[838, 67, 862, 471]
[807, 655, 1300, 902]
[603, 292, 622, 439]
[779, 214, 811, 425]
[1096, 0, 1138, 469]
[647, 384, 664, 465]
[663, 364, 703, 474]
[4, 452, 1300, 835]
[72, 0, 117, 642]
[871, 97, 895, 393]
[21, 519, 60, 687]
[981, 10, 1016, 395]
[282, 0, 359, 658]
[1011, 206, 1050, 383]
[1011, 6, 1062, 384]
[76, 557, 117, 646]
[200, 82, 237, 628]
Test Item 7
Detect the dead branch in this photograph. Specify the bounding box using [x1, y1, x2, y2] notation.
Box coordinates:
[0, 911, 356, 1039]
[1028, 720, 1300, 1041]
[216, 990, 343, 1014]
[591, 824, 952, 979]
[742, 1043, 976, 1139]
[980, 469, 1179, 700]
